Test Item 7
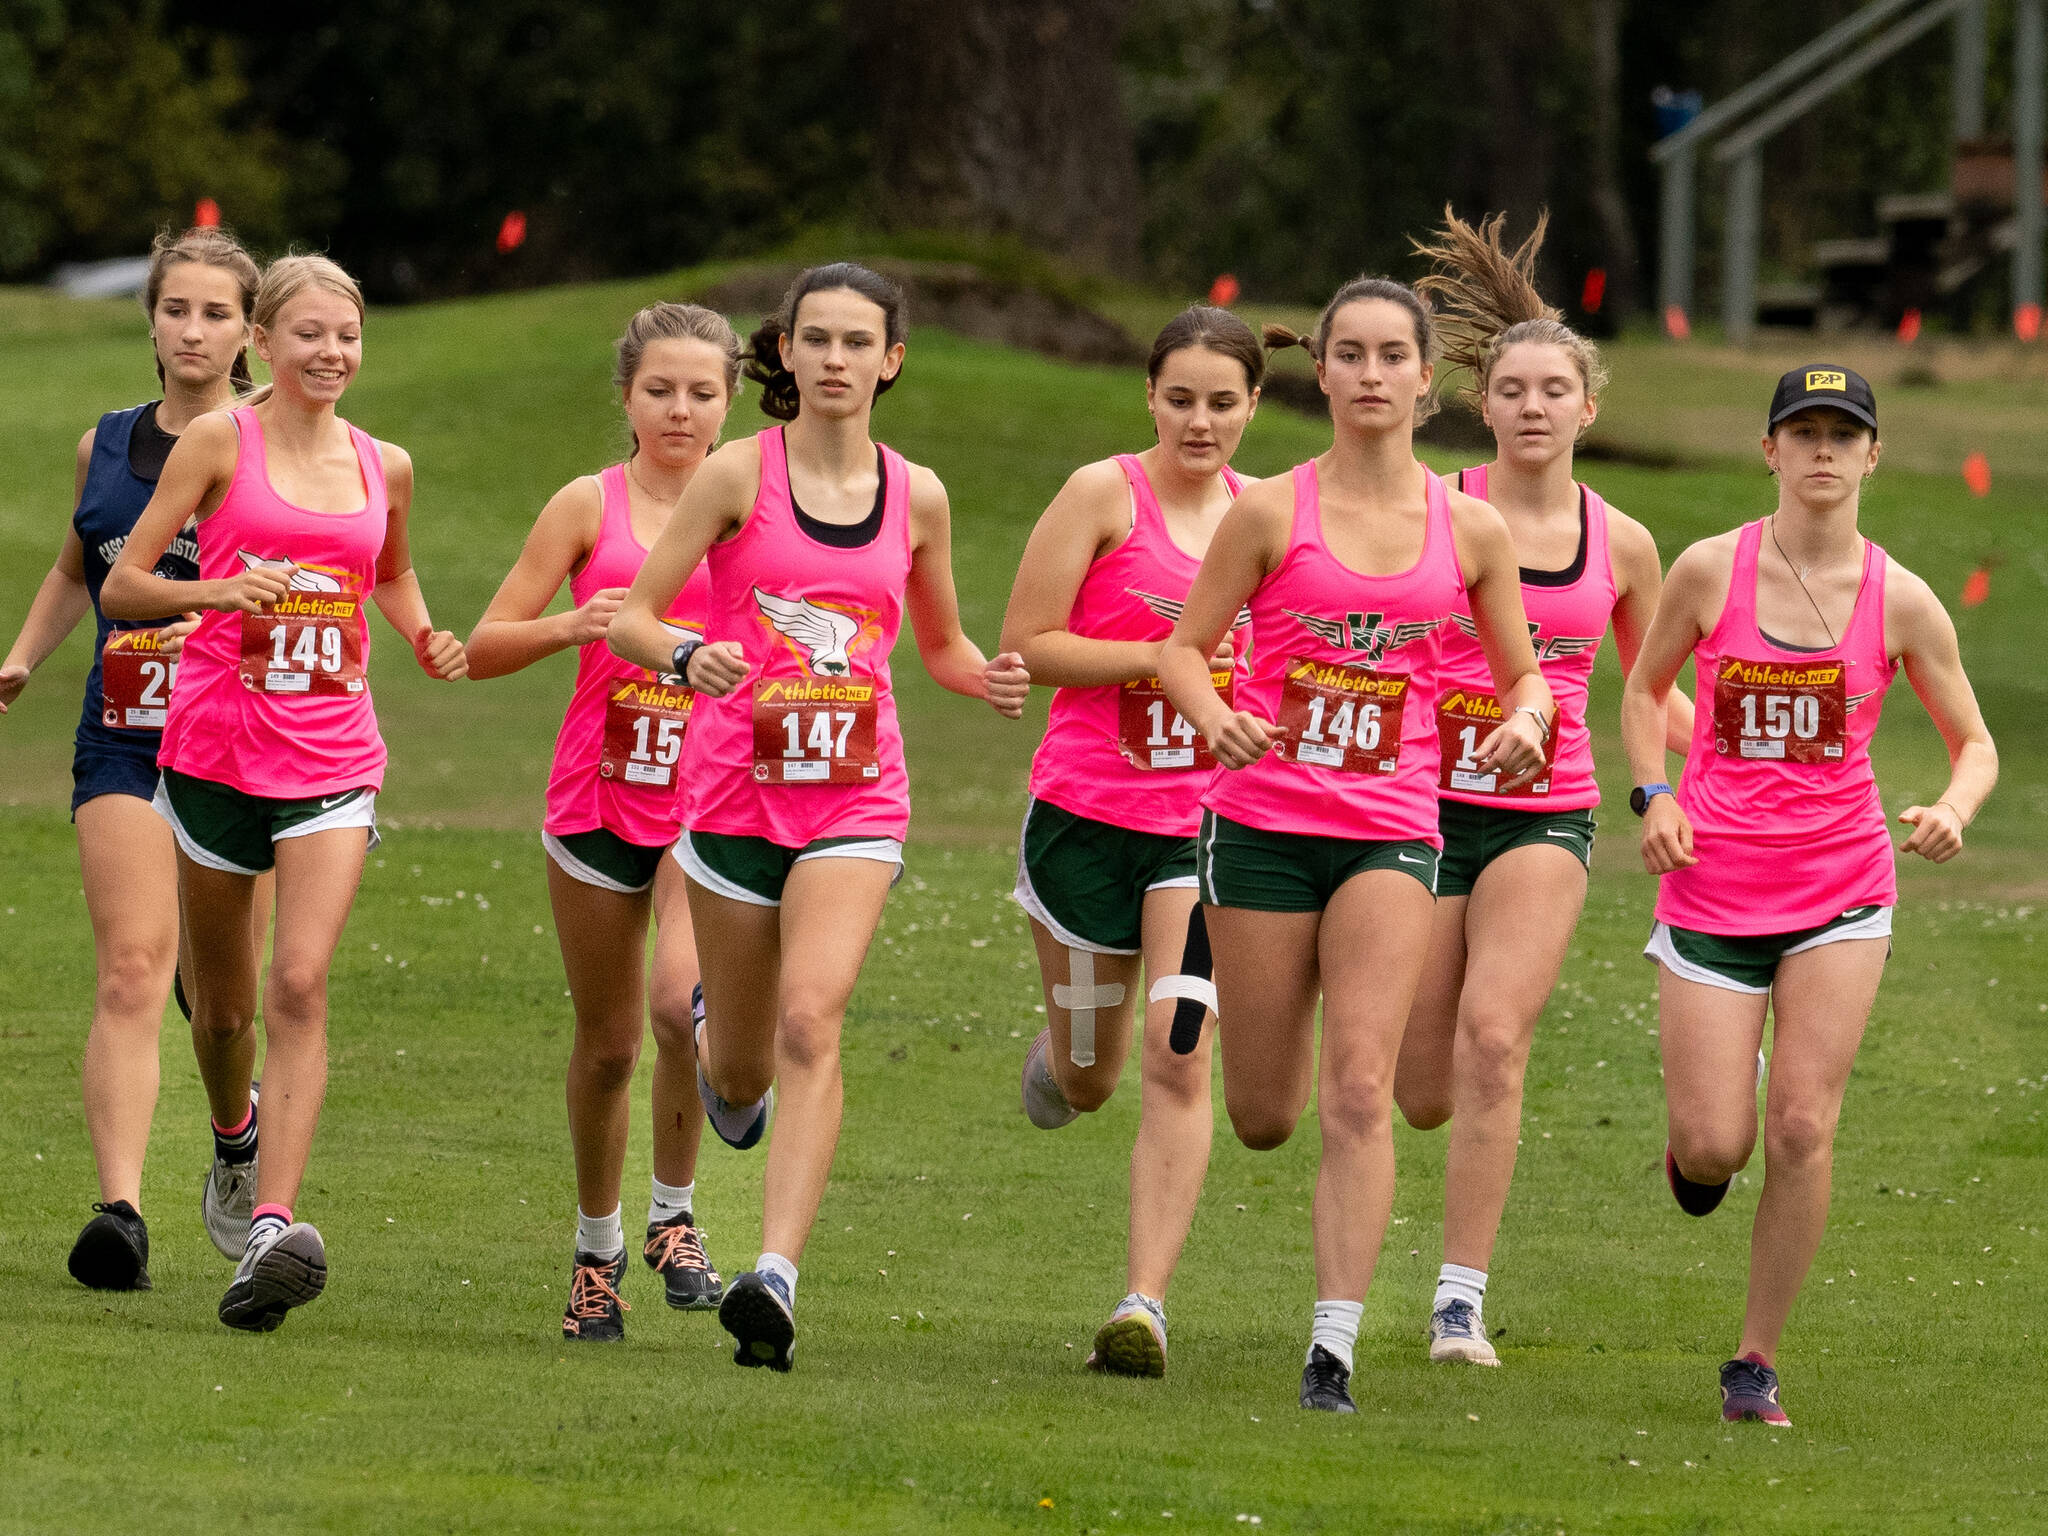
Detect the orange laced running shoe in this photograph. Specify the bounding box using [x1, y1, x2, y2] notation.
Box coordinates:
[562, 1251, 630, 1342]
[644, 1214, 724, 1311]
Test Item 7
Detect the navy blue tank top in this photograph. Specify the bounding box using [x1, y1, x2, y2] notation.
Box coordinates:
[72, 403, 201, 745]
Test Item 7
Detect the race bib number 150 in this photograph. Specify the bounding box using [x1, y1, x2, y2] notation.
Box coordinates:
[1276, 657, 1406, 775]
[1712, 657, 1846, 764]
[752, 677, 880, 785]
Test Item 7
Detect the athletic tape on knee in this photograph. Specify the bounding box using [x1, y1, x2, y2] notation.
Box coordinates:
[1052, 947, 1124, 1068]
[1165, 903, 1216, 1055]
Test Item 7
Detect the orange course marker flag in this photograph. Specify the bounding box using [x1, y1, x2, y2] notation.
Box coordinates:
[1663, 304, 1691, 341]
[496, 211, 528, 254]
[1581, 268, 1607, 314]
[194, 197, 221, 228]
[1962, 452, 1991, 498]
[1896, 308, 1921, 344]
[1209, 273, 1241, 307]
[2017, 303, 2043, 343]
[1961, 566, 1991, 608]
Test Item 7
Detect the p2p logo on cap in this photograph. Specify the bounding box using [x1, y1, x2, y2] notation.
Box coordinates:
[1805, 370, 1847, 392]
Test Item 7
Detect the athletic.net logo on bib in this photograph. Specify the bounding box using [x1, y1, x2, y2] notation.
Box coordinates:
[100, 629, 177, 730]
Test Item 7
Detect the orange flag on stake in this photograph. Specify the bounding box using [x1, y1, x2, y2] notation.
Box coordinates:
[2017, 303, 2043, 343]
[1663, 304, 1691, 341]
[194, 197, 220, 228]
[1961, 566, 1991, 608]
[1896, 308, 1921, 344]
[496, 212, 527, 254]
[1208, 274, 1241, 307]
[1962, 452, 1991, 498]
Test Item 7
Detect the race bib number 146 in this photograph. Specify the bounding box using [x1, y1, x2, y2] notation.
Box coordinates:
[1276, 657, 1406, 775]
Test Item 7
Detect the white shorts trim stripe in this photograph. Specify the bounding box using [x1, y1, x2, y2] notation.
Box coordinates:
[672, 829, 777, 908]
[278, 792, 380, 851]
[542, 831, 652, 895]
[152, 777, 263, 876]
[1011, 801, 1132, 957]
[1643, 922, 1770, 995]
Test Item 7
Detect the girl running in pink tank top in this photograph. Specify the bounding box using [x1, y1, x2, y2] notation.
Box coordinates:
[1389, 211, 1696, 1367]
[1156, 277, 1553, 1413]
[608, 264, 1029, 1373]
[103, 256, 468, 1334]
[997, 307, 1262, 1377]
[466, 305, 738, 1341]
[1622, 365, 1996, 1427]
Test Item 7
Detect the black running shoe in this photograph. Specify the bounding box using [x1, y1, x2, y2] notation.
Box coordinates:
[562, 1251, 630, 1341]
[644, 1213, 723, 1310]
[67, 1201, 151, 1292]
[1720, 1353, 1793, 1426]
[720, 1269, 795, 1371]
[1666, 1144, 1732, 1217]
[1299, 1344, 1357, 1413]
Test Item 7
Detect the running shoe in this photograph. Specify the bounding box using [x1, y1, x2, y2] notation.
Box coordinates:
[1665, 1143, 1731, 1217]
[644, 1213, 723, 1310]
[694, 989, 773, 1151]
[1720, 1353, 1793, 1426]
[218, 1221, 326, 1332]
[1299, 1344, 1357, 1413]
[66, 1200, 151, 1292]
[1086, 1293, 1167, 1377]
[201, 1081, 260, 1258]
[1428, 1298, 1499, 1366]
[1020, 1027, 1079, 1130]
[562, 1251, 630, 1341]
[720, 1269, 795, 1371]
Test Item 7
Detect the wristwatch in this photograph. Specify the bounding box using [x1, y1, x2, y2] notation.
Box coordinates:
[1629, 782, 1673, 817]
[670, 638, 703, 683]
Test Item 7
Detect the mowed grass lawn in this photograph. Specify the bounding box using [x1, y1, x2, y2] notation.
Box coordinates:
[2, 274, 2044, 1533]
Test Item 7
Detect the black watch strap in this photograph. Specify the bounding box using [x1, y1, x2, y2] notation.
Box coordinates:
[670, 638, 703, 683]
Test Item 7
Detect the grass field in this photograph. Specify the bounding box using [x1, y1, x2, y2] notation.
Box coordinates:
[2, 270, 2044, 1533]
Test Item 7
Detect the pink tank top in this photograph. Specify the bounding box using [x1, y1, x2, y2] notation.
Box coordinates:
[1434, 464, 1615, 810]
[159, 406, 389, 798]
[1202, 460, 1464, 845]
[1656, 518, 1897, 935]
[680, 426, 913, 846]
[1027, 455, 1248, 837]
[543, 464, 713, 846]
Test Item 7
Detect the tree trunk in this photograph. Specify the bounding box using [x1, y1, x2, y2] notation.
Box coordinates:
[1583, 0, 1641, 317]
[852, 0, 1142, 275]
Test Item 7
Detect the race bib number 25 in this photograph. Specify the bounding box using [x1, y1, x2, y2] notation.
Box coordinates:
[752, 677, 880, 785]
[1276, 656, 1406, 775]
[100, 630, 176, 730]
[1712, 657, 1846, 764]
[239, 592, 365, 697]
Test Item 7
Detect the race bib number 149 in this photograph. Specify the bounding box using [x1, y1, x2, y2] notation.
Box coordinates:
[239, 592, 365, 696]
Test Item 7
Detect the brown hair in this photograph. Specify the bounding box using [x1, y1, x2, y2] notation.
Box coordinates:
[252, 254, 365, 334]
[1261, 276, 1442, 424]
[1411, 206, 1608, 412]
[1148, 305, 1264, 391]
[613, 302, 742, 451]
[743, 262, 907, 422]
[143, 226, 260, 391]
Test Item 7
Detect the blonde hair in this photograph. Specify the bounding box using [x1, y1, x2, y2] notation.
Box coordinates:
[1261, 275, 1443, 425]
[613, 302, 742, 396]
[144, 226, 260, 389]
[252, 254, 366, 333]
[1411, 206, 1608, 412]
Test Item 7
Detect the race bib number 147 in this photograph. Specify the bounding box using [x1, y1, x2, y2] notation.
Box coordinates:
[752, 677, 880, 784]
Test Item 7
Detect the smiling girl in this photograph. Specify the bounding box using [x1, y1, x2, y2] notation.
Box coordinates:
[998, 306, 1262, 1378]
[1389, 210, 1691, 1366]
[468, 304, 740, 1341]
[1157, 276, 1552, 1411]
[103, 254, 468, 1332]
[608, 262, 1028, 1372]
[1623, 365, 1996, 1426]
[1, 227, 265, 1291]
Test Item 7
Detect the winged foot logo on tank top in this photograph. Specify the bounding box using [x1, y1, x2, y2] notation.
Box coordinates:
[1449, 613, 1600, 661]
[1282, 608, 1441, 664]
[1127, 588, 1254, 632]
[750, 588, 885, 784]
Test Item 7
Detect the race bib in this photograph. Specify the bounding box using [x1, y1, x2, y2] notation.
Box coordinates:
[1117, 670, 1232, 771]
[239, 585, 365, 697]
[600, 678, 694, 788]
[100, 629, 176, 730]
[752, 676, 880, 785]
[1276, 656, 1405, 775]
[1712, 657, 1846, 764]
[1436, 687, 1551, 795]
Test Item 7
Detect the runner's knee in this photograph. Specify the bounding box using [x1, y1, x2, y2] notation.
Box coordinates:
[94, 939, 174, 1022]
[1763, 1099, 1836, 1167]
[1455, 1013, 1528, 1108]
[1670, 1121, 1754, 1185]
[775, 1001, 843, 1074]
[264, 959, 330, 1026]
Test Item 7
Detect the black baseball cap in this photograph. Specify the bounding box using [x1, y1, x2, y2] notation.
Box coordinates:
[1768, 365, 1877, 431]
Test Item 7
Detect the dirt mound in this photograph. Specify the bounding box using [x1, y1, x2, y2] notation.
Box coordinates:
[693, 261, 1140, 367]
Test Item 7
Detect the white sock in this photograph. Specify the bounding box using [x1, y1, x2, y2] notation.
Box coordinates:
[1435, 1263, 1487, 1318]
[1309, 1298, 1364, 1372]
[756, 1250, 798, 1305]
[576, 1205, 625, 1261]
[649, 1177, 695, 1227]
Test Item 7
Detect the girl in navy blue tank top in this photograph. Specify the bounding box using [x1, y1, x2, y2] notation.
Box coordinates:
[0, 228, 269, 1292]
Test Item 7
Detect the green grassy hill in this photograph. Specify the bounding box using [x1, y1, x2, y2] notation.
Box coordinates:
[1, 276, 2043, 1533]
